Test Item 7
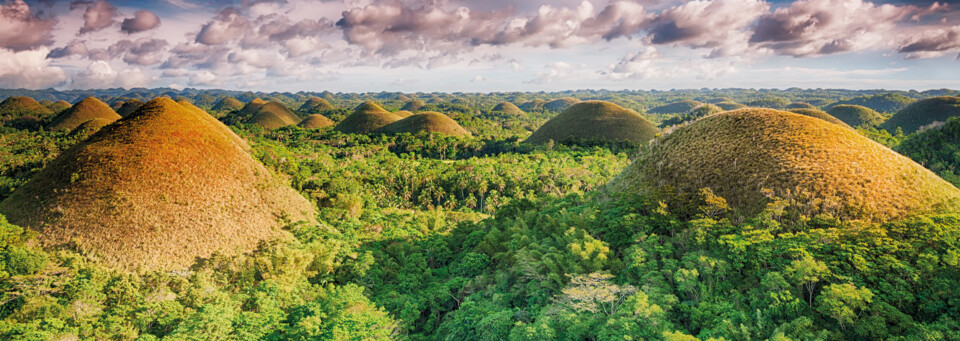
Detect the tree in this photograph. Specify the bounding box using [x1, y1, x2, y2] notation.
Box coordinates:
[556, 272, 636, 317]
[785, 254, 830, 305]
[816, 283, 873, 330]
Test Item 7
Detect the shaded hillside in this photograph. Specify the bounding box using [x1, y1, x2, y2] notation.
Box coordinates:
[827, 104, 885, 127]
[0, 96, 52, 124]
[298, 97, 335, 112]
[246, 101, 301, 129]
[788, 108, 852, 128]
[828, 93, 915, 113]
[897, 116, 960, 186]
[881, 96, 960, 134]
[116, 99, 145, 117]
[334, 101, 403, 134]
[47, 97, 121, 131]
[298, 114, 335, 129]
[648, 100, 702, 114]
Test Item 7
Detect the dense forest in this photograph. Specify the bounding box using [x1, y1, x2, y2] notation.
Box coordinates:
[0, 88, 958, 340]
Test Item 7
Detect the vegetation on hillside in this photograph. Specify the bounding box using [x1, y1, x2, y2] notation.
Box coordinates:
[827, 104, 886, 127]
[882, 96, 960, 134]
[526, 101, 660, 146]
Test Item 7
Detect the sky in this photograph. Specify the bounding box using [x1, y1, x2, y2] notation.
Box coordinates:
[0, 0, 958, 92]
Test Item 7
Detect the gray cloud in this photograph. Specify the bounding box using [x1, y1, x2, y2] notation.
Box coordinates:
[121, 10, 161, 34]
[196, 7, 248, 45]
[115, 38, 169, 65]
[898, 26, 960, 54]
[47, 40, 89, 58]
[0, 0, 57, 51]
[75, 0, 118, 34]
[646, 0, 767, 56]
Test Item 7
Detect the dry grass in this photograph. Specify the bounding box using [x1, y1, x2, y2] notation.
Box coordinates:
[298, 114, 335, 129]
[492, 102, 524, 115]
[788, 108, 852, 129]
[827, 104, 885, 127]
[299, 97, 335, 112]
[612, 108, 960, 222]
[246, 101, 301, 129]
[334, 101, 403, 134]
[0, 97, 315, 272]
[881, 96, 960, 134]
[716, 101, 746, 111]
[395, 110, 414, 118]
[47, 97, 121, 131]
[46, 100, 72, 113]
[68, 118, 115, 139]
[526, 100, 660, 145]
[786, 102, 817, 110]
[377, 112, 471, 136]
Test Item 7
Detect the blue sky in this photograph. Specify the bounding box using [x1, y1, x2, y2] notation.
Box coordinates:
[0, 0, 957, 92]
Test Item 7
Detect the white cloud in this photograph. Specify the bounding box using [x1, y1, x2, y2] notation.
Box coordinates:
[71, 60, 151, 89]
[0, 48, 67, 89]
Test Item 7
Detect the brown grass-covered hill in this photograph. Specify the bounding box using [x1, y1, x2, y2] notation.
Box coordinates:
[827, 104, 885, 127]
[0, 98, 315, 271]
[246, 101, 302, 129]
[0, 96, 53, 122]
[526, 101, 660, 145]
[298, 97, 335, 112]
[68, 118, 115, 139]
[211, 97, 244, 113]
[334, 101, 403, 134]
[45, 100, 72, 113]
[239, 98, 268, 116]
[786, 102, 817, 110]
[116, 99, 145, 117]
[520, 99, 547, 112]
[298, 114, 335, 129]
[47, 97, 121, 131]
[544, 97, 581, 111]
[395, 110, 414, 118]
[377, 112, 471, 136]
[612, 108, 960, 222]
[788, 108, 852, 128]
[881, 96, 960, 134]
[401, 100, 426, 112]
[649, 100, 703, 114]
[716, 101, 746, 111]
[492, 102, 524, 115]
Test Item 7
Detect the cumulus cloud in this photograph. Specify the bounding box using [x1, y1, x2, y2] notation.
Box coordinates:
[0, 48, 67, 88]
[647, 0, 768, 57]
[750, 0, 914, 56]
[605, 46, 663, 79]
[76, 0, 118, 34]
[0, 0, 57, 51]
[121, 10, 161, 34]
[898, 26, 960, 58]
[71, 60, 152, 88]
[112, 38, 169, 65]
[189, 71, 218, 86]
[47, 40, 89, 58]
[196, 8, 248, 45]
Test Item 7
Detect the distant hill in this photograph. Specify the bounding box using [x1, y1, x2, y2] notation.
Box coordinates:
[881, 96, 960, 134]
[0, 96, 52, 124]
[744, 97, 791, 109]
[47, 97, 121, 131]
[401, 100, 426, 112]
[826, 104, 885, 127]
[44, 100, 71, 113]
[377, 112, 470, 136]
[896, 116, 960, 187]
[716, 101, 746, 111]
[492, 102, 524, 115]
[648, 100, 702, 114]
[543, 97, 580, 111]
[335, 101, 403, 134]
[116, 99, 145, 117]
[788, 108, 852, 128]
[298, 97, 335, 112]
[827, 93, 915, 114]
[0, 98, 315, 271]
[660, 104, 722, 127]
[211, 97, 244, 114]
[786, 102, 817, 110]
[612, 108, 960, 222]
[246, 101, 301, 129]
[526, 101, 659, 145]
[519, 99, 546, 112]
[298, 114, 335, 129]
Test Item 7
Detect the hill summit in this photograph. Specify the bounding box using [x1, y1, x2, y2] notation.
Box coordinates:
[827, 104, 885, 127]
[0, 98, 315, 271]
[881, 96, 960, 134]
[299, 97, 335, 112]
[47, 97, 121, 131]
[334, 101, 403, 134]
[246, 101, 301, 129]
[492, 102, 524, 115]
[612, 108, 960, 222]
[526, 101, 659, 145]
[298, 114, 335, 129]
[0, 96, 53, 122]
[378, 112, 471, 136]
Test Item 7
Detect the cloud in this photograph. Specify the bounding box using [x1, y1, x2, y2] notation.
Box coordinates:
[898, 25, 960, 58]
[189, 71, 218, 86]
[0, 0, 57, 51]
[647, 0, 768, 57]
[196, 7, 248, 45]
[112, 38, 169, 65]
[750, 0, 914, 56]
[71, 60, 152, 88]
[0, 48, 67, 88]
[605, 46, 663, 79]
[471, 75, 486, 82]
[76, 0, 118, 34]
[121, 10, 161, 34]
[47, 40, 89, 58]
